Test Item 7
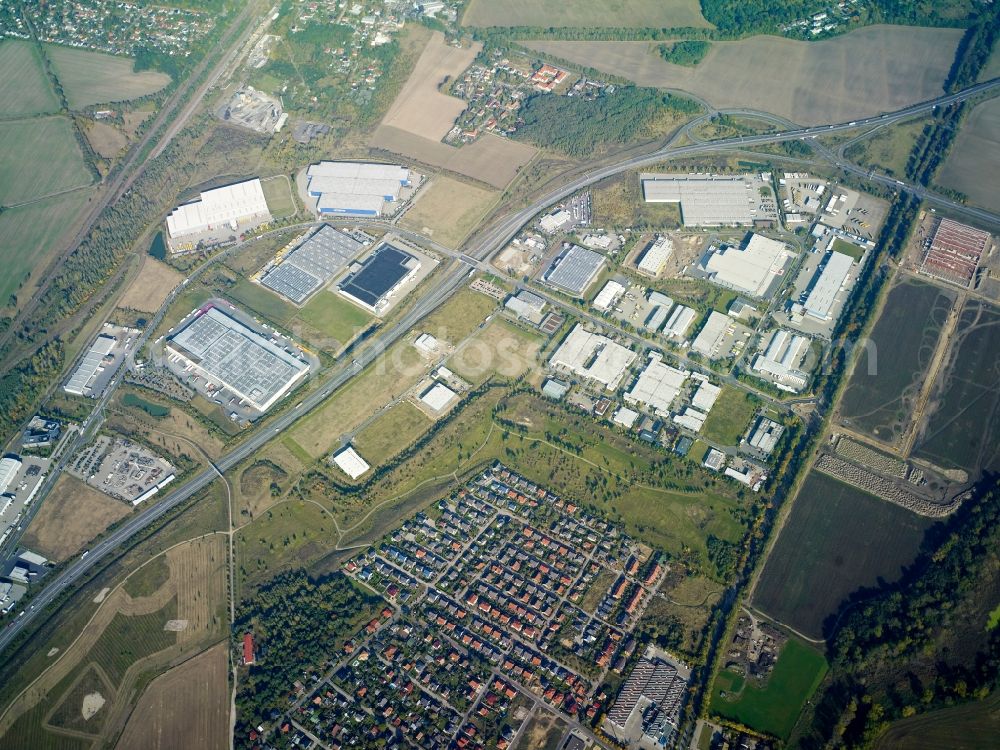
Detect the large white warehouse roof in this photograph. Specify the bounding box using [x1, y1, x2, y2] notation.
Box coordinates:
[166, 179, 271, 239]
[549, 325, 636, 391]
[699, 234, 794, 298]
[803, 250, 854, 321]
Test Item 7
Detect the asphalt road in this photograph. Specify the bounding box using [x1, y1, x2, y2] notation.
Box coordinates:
[3, 77, 1000, 656]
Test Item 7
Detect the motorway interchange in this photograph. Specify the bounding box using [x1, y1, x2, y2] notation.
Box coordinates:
[3, 69, 1000, 658]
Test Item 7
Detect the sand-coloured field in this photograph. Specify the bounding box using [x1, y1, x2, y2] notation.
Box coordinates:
[463, 0, 712, 29]
[118, 257, 184, 313]
[370, 32, 536, 188]
[21, 475, 132, 562]
[380, 33, 481, 141]
[399, 176, 498, 248]
[936, 98, 1000, 212]
[528, 25, 964, 124]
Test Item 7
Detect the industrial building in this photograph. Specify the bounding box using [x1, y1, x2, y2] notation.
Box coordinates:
[0, 456, 21, 495]
[64, 333, 117, 396]
[420, 382, 457, 413]
[641, 173, 779, 226]
[690, 311, 731, 359]
[166, 305, 310, 412]
[592, 280, 626, 313]
[165, 179, 272, 252]
[603, 652, 687, 747]
[543, 244, 605, 296]
[259, 225, 365, 304]
[662, 304, 697, 340]
[920, 218, 991, 288]
[625, 358, 689, 417]
[746, 417, 784, 455]
[22, 416, 60, 449]
[691, 378, 721, 412]
[305, 161, 411, 217]
[505, 290, 547, 325]
[338, 243, 420, 314]
[636, 236, 672, 276]
[752, 329, 811, 392]
[333, 446, 370, 480]
[801, 250, 854, 321]
[549, 325, 636, 391]
[695, 234, 795, 298]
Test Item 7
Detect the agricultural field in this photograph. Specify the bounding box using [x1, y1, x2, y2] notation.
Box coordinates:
[114, 642, 229, 750]
[117, 257, 184, 313]
[45, 44, 171, 109]
[399, 176, 498, 249]
[20, 475, 132, 562]
[0, 117, 94, 205]
[913, 299, 1000, 477]
[839, 277, 954, 445]
[462, 0, 712, 28]
[753, 471, 935, 640]
[874, 690, 1000, 750]
[701, 386, 757, 445]
[935, 97, 1000, 212]
[527, 26, 963, 124]
[844, 116, 932, 180]
[0, 185, 93, 312]
[0, 41, 60, 116]
[711, 637, 828, 740]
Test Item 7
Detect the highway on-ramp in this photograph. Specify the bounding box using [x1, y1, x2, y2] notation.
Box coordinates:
[3, 78, 1000, 658]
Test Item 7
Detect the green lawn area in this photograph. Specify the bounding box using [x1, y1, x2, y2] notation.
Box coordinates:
[689, 439, 710, 464]
[832, 237, 865, 261]
[261, 175, 297, 218]
[418, 287, 499, 344]
[296, 291, 373, 346]
[353, 401, 433, 467]
[226, 279, 297, 327]
[711, 637, 828, 740]
[702, 386, 756, 445]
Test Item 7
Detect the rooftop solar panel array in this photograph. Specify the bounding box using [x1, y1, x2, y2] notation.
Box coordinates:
[338, 244, 415, 310]
[260, 225, 364, 303]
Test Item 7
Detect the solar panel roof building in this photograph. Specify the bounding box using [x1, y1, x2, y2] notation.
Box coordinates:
[260, 225, 364, 304]
[166, 306, 310, 412]
[544, 244, 605, 296]
[338, 243, 420, 313]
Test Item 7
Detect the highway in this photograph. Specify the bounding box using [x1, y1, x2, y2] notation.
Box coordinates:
[2, 77, 1000, 656]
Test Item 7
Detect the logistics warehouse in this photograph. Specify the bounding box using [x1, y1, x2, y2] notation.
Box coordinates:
[165, 178, 272, 253]
[338, 243, 421, 314]
[305, 161, 411, 217]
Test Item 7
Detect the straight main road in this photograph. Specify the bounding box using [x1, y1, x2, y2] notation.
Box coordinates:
[3, 77, 1000, 657]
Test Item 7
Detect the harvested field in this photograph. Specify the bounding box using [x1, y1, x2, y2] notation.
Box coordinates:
[0, 117, 94, 205]
[0, 189, 93, 312]
[84, 120, 129, 159]
[0, 41, 60, 116]
[914, 299, 1000, 477]
[875, 690, 1000, 750]
[936, 98, 1000, 213]
[462, 0, 712, 29]
[114, 642, 229, 750]
[118, 257, 184, 313]
[21, 475, 131, 562]
[527, 26, 963, 124]
[45, 45, 170, 109]
[839, 277, 954, 445]
[753, 470, 934, 640]
[399, 176, 498, 248]
[379, 32, 481, 141]
[166, 535, 227, 644]
[370, 125, 537, 189]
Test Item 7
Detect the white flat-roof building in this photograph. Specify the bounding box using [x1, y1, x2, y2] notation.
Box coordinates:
[549, 325, 636, 391]
[544, 244, 605, 296]
[414, 333, 440, 356]
[613, 407, 640, 429]
[803, 251, 854, 320]
[674, 407, 709, 433]
[420, 382, 457, 412]
[0, 456, 21, 495]
[593, 280, 626, 313]
[64, 333, 117, 396]
[306, 161, 411, 217]
[637, 236, 672, 276]
[539, 209, 572, 234]
[703, 448, 726, 471]
[505, 290, 547, 325]
[746, 417, 784, 455]
[752, 329, 811, 392]
[690, 311, 731, 359]
[691, 380, 721, 412]
[625, 358, 689, 417]
[641, 173, 779, 226]
[697, 234, 795, 298]
[166, 179, 271, 241]
[662, 305, 697, 340]
[333, 446, 371, 480]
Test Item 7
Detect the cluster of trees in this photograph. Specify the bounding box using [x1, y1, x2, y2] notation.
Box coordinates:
[657, 40, 711, 66]
[799, 477, 1000, 747]
[0, 339, 64, 441]
[513, 86, 700, 157]
[705, 534, 741, 580]
[233, 569, 379, 746]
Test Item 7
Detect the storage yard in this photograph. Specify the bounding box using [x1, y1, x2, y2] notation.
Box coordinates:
[163, 303, 312, 415]
[67, 436, 175, 506]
